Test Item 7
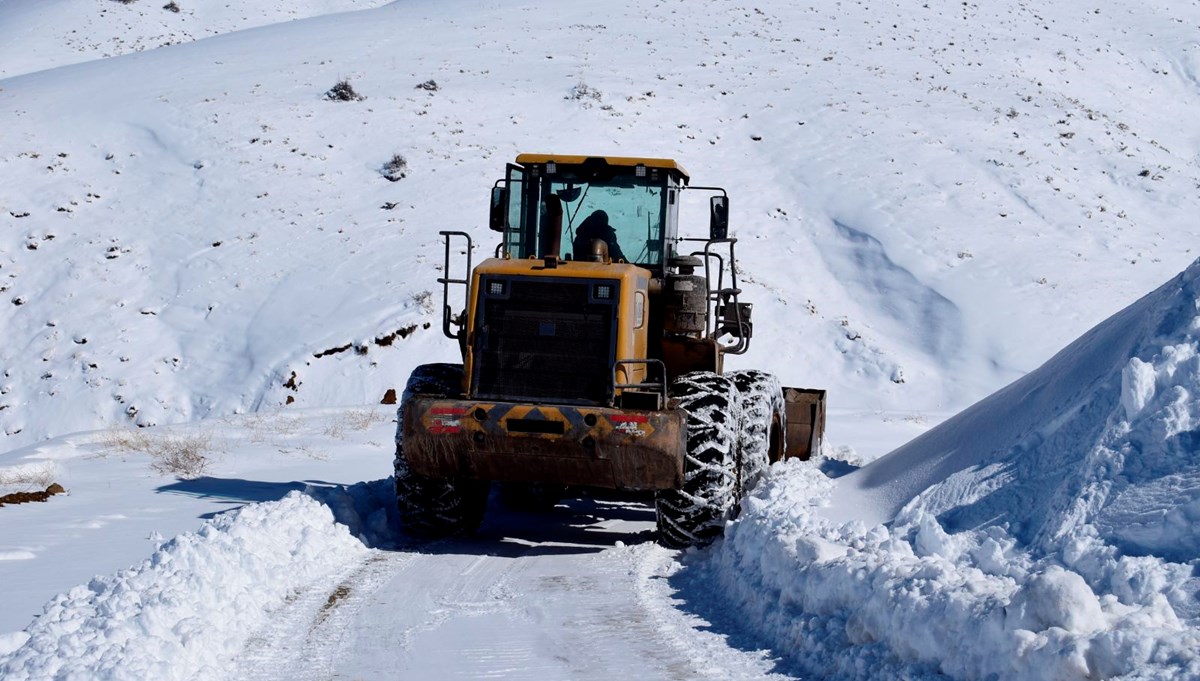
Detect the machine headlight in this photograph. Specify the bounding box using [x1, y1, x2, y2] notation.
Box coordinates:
[594, 284, 613, 300]
[488, 280, 505, 296]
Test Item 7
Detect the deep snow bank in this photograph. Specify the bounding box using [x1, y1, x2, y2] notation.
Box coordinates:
[693, 258, 1200, 680]
[0, 491, 372, 681]
[831, 256, 1200, 556]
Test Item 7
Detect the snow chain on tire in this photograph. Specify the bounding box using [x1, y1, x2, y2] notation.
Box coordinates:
[393, 363, 488, 537]
[655, 371, 744, 548]
[728, 369, 785, 490]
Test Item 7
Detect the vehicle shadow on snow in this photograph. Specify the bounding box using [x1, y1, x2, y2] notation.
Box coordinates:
[156, 476, 345, 519]
[157, 476, 659, 557]
[400, 489, 661, 559]
[663, 557, 807, 679]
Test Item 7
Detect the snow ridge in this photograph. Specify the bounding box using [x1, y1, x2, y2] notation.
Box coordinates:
[0, 492, 368, 681]
[698, 464, 1200, 680]
[692, 259, 1200, 680]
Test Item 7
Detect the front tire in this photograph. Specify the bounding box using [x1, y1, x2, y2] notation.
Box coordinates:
[655, 372, 743, 548]
[394, 363, 488, 537]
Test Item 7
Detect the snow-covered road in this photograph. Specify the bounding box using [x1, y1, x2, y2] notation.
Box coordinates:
[0, 409, 907, 681]
[237, 493, 787, 680]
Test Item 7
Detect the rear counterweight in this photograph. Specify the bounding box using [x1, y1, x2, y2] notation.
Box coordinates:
[402, 396, 686, 490]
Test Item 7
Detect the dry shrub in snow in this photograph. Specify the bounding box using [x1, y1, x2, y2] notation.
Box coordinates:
[238, 412, 303, 444]
[102, 429, 214, 479]
[324, 79, 363, 102]
[323, 408, 383, 439]
[381, 154, 408, 181]
[0, 462, 59, 491]
[567, 82, 602, 107]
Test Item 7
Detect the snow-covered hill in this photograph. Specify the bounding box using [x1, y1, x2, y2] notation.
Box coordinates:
[4, 0, 1199, 452]
[0, 0, 390, 79]
[2, 0, 1200, 678]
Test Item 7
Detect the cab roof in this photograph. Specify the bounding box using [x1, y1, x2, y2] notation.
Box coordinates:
[514, 153, 690, 183]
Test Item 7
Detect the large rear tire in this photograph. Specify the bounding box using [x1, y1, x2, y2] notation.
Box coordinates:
[394, 363, 488, 537]
[654, 372, 743, 548]
[728, 369, 785, 490]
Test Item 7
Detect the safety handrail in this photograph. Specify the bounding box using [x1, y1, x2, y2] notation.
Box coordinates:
[681, 238, 751, 355]
[438, 231, 473, 340]
[612, 359, 669, 409]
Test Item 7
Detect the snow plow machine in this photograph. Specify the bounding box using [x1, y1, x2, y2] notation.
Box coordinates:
[394, 154, 826, 547]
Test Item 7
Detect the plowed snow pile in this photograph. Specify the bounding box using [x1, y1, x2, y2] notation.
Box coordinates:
[0, 491, 370, 681]
[696, 258, 1200, 680]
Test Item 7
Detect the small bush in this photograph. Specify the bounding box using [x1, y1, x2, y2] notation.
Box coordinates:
[102, 429, 214, 479]
[413, 290, 435, 314]
[148, 436, 211, 478]
[324, 408, 384, 439]
[567, 82, 602, 107]
[325, 79, 364, 102]
[0, 462, 58, 491]
[381, 154, 408, 182]
[343, 408, 383, 431]
[239, 412, 303, 444]
[415, 79, 439, 92]
[163, 1, 180, 11]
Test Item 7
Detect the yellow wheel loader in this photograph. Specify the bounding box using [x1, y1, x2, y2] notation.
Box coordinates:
[394, 154, 826, 547]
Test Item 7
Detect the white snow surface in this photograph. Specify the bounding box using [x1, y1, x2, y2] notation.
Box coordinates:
[3, 0, 1200, 677]
[1, 492, 368, 681]
[0, 0, 391, 79]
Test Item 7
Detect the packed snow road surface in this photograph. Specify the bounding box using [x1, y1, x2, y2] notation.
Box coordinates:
[0, 470, 790, 681]
[236, 494, 788, 681]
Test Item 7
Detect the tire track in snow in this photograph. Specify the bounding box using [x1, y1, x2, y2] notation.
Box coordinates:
[236, 550, 414, 680]
[236, 495, 792, 679]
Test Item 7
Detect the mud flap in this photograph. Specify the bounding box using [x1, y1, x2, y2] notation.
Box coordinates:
[783, 387, 826, 460]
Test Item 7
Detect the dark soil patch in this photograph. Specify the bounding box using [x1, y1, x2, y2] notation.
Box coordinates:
[313, 322, 431, 358]
[0, 483, 66, 507]
[324, 584, 351, 609]
[314, 584, 352, 626]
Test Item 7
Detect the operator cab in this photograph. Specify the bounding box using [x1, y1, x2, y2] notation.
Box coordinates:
[490, 155, 690, 274]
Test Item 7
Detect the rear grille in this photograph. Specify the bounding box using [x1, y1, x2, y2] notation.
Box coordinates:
[474, 277, 618, 404]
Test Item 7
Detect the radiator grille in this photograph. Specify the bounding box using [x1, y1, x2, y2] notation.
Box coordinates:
[474, 277, 618, 404]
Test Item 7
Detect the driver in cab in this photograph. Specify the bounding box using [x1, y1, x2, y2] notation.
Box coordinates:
[572, 210, 626, 263]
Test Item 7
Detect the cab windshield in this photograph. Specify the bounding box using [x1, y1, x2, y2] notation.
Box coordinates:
[506, 167, 667, 268]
